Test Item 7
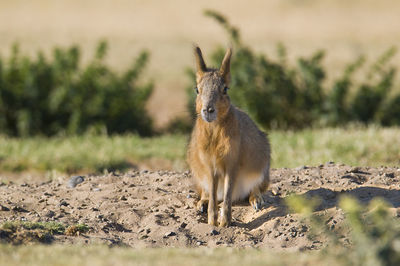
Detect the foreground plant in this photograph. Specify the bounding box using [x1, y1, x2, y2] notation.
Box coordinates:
[286, 195, 400, 266]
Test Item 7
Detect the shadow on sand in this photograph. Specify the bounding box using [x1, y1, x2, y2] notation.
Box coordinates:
[235, 186, 400, 230]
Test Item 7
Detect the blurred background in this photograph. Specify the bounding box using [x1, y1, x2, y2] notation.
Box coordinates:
[0, 0, 399, 178]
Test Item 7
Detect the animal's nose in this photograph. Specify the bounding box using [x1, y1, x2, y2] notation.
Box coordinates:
[207, 107, 215, 113]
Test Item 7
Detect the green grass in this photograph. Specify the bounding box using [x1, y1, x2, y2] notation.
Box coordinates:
[0, 134, 188, 174]
[0, 127, 399, 175]
[270, 126, 400, 168]
[0, 245, 329, 266]
[0, 221, 90, 245]
[1, 221, 89, 235]
[1, 221, 66, 235]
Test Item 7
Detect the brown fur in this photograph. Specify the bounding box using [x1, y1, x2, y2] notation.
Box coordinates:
[187, 46, 271, 227]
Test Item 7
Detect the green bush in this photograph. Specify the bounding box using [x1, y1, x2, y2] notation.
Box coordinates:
[287, 195, 400, 266]
[0, 41, 153, 137]
[185, 10, 399, 130]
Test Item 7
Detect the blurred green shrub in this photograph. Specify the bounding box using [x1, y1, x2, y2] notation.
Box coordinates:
[0, 41, 153, 137]
[184, 10, 399, 130]
[286, 195, 400, 266]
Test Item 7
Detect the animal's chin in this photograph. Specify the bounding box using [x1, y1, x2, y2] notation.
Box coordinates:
[201, 113, 217, 123]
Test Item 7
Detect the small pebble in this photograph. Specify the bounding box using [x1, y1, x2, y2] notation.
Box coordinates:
[385, 172, 395, 178]
[67, 176, 85, 188]
[295, 165, 307, 171]
[0, 205, 10, 211]
[45, 210, 56, 217]
[59, 201, 69, 207]
[164, 231, 176, 238]
[210, 229, 220, 236]
[180, 222, 187, 229]
[12, 206, 29, 213]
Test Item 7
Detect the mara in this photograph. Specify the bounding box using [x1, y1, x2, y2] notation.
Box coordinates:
[187, 46, 271, 227]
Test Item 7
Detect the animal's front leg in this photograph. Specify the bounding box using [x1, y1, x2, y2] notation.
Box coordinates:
[220, 173, 234, 227]
[207, 175, 218, 226]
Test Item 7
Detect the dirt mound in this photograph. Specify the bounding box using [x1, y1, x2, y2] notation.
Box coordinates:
[1, 164, 400, 250]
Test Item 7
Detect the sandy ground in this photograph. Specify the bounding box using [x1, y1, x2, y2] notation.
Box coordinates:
[1, 163, 400, 250]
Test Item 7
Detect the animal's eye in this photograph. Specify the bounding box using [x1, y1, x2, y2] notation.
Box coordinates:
[223, 86, 229, 94]
[195, 87, 199, 94]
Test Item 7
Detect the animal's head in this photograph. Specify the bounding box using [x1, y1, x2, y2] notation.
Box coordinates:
[194, 46, 232, 123]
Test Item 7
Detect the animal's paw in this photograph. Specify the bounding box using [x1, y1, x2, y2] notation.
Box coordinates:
[249, 194, 265, 211]
[219, 216, 231, 227]
[196, 199, 208, 213]
[208, 216, 218, 226]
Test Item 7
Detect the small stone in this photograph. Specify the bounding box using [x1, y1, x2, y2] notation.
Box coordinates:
[67, 176, 84, 188]
[385, 172, 395, 178]
[59, 201, 69, 207]
[119, 195, 127, 201]
[210, 229, 220, 236]
[45, 210, 56, 217]
[141, 170, 149, 174]
[12, 206, 29, 213]
[180, 222, 187, 229]
[350, 167, 360, 173]
[164, 231, 176, 238]
[271, 186, 280, 196]
[186, 194, 191, 199]
[0, 205, 10, 211]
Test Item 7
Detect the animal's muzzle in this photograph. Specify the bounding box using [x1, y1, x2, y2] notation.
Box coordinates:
[201, 105, 217, 122]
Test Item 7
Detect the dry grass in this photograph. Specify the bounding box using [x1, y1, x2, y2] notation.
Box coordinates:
[0, 127, 398, 182]
[1, 0, 399, 127]
[0, 245, 329, 266]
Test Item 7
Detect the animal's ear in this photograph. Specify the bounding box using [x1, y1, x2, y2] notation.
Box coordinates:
[219, 47, 232, 85]
[194, 45, 207, 82]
